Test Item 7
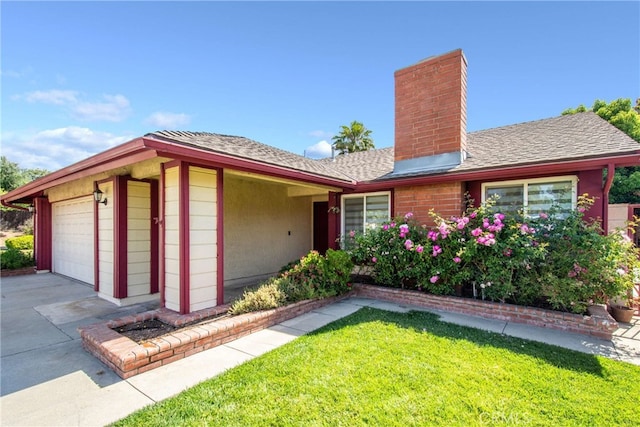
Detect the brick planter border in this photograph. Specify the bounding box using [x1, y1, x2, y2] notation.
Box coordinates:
[78, 294, 349, 379]
[352, 283, 618, 340]
[0, 266, 36, 277]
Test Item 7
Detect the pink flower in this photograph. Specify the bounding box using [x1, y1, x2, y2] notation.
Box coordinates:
[399, 232, 406, 239]
[471, 228, 482, 237]
[399, 224, 409, 234]
[428, 231, 439, 241]
[416, 245, 424, 253]
[430, 275, 439, 284]
[494, 213, 505, 221]
[539, 212, 548, 219]
[482, 219, 490, 229]
[404, 239, 413, 250]
[520, 224, 530, 234]
[453, 256, 461, 263]
[371, 257, 377, 263]
[469, 211, 477, 219]
[390, 222, 396, 228]
[457, 221, 465, 230]
[438, 223, 450, 238]
[432, 245, 442, 257]
[382, 224, 389, 231]
[477, 236, 487, 245]
[578, 207, 586, 213]
[404, 212, 414, 220]
[349, 230, 356, 238]
[503, 248, 512, 257]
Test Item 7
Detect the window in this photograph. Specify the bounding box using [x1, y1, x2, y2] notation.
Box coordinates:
[482, 176, 577, 217]
[341, 192, 390, 235]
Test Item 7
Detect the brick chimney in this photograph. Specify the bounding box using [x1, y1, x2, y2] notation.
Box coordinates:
[393, 49, 468, 175]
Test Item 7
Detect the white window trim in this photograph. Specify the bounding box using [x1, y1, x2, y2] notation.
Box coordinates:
[341, 191, 391, 236]
[481, 175, 578, 214]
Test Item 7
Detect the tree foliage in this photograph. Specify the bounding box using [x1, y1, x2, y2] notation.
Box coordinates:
[331, 121, 375, 155]
[0, 156, 49, 193]
[562, 98, 640, 203]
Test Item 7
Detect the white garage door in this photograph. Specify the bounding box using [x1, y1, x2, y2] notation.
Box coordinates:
[52, 197, 95, 285]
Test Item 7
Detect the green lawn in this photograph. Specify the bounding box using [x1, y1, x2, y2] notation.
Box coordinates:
[114, 307, 640, 426]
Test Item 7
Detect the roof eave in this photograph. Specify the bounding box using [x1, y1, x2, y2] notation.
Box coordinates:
[0, 138, 154, 204]
[355, 151, 640, 191]
[142, 136, 357, 190]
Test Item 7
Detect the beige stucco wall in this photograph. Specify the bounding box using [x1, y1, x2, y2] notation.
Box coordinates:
[224, 174, 312, 286]
[163, 167, 181, 311]
[97, 181, 114, 299]
[127, 181, 152, 298]
[189, 167, 218, 311]
[608, 204, 629, 234]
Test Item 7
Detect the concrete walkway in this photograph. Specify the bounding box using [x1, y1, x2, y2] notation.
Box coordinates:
[1, 273, 639, 426]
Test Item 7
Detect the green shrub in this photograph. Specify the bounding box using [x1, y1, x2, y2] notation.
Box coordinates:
[1, 248, 34, 270]
[5, 235, 34, 250]
[228, 279, 287, 315]
[230, 250, 354, 316]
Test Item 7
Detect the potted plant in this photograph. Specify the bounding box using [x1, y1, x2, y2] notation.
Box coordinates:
[609, 293, 635, 323]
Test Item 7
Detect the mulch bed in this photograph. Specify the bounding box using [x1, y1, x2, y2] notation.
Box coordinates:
[112, 312, 230, 343]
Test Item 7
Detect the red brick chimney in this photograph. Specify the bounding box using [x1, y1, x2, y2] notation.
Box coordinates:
[393, 49, 468, 174]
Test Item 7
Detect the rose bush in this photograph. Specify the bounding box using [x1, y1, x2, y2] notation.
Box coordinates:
[347, 194, 639, 314]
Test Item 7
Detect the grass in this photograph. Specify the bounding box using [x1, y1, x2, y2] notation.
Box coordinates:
[113, 307, 640, 426]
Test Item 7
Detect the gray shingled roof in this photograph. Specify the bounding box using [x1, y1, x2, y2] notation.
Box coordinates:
[459, 111, 639, 172]
[147, 130, 354, 183]
[329, 112, 639, 181]
[149, 112, 638, 184]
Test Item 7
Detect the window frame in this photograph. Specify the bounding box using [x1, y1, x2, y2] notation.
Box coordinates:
[481, 175, 578, 216]
[340, 191, 391, 236]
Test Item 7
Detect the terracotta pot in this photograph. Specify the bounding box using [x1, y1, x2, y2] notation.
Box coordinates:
[611, 305, 634, 323]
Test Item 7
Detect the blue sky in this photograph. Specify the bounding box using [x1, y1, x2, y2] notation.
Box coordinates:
[2, 1, 639, 171]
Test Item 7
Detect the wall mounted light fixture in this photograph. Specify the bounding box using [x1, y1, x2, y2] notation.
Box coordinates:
[93, 183, 107, 205]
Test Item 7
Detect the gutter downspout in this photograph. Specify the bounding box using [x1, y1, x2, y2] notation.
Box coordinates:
[602, 162, 615, 234]
[0, 199, 30, 211]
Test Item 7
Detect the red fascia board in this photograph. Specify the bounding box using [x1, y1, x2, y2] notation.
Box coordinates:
[141, 137, 357, 190]
[356, 152, 640, 191]
[0, 138, 154, 203]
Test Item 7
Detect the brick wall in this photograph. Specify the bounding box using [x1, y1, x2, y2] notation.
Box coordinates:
[394, 181, 465, 225]
[395, 49, 467, 162]
[353, 284, 618, 340]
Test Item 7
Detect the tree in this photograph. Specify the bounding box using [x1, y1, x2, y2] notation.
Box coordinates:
[331, 121, 375, 155]
[562, 98, 640, 203]
[0, 156, 22, 192]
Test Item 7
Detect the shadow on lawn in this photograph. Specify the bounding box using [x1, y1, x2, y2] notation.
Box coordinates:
[308, 306, 607, 377]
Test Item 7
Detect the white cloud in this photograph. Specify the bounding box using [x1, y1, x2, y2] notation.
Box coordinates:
[309, 130, 333, 139]
[72, 94, 131, 122]
[305, 140, 333, 159]
[14, 90, 131, 122]
[1, 127, 133, 170]
[145, 111, 191, 129]
[21, 89, 79, 105]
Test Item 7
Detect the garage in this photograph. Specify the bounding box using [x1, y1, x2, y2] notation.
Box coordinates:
[52, 197, 95, 285]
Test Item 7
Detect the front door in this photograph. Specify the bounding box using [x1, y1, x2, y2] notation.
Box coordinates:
[313, 201, 329, 255]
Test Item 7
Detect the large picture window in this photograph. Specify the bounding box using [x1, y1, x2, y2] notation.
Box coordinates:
[341, 192, 390, 235]
[482, 176, 577, 217]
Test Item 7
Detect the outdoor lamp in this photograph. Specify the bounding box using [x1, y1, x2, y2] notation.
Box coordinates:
[28, 204, 35, 213]
[93, 184, 107, 205]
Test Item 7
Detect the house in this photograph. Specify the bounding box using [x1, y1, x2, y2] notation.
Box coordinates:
[2, 49, 639, 314]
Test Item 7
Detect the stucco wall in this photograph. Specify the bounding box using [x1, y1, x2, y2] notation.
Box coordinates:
[189, 167, 218, 311]
[608, 204, 629, 234]
[163, 167, 180, 311]
[224, 174, 312, 286]
[127, 181, 151, 298]
[98, 181, 114, 298]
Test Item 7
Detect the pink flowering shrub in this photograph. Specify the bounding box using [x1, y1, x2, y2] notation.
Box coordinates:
[348, 194, 640, 314]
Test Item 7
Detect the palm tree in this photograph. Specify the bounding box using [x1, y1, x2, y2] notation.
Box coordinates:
[331, 121, 375, 155]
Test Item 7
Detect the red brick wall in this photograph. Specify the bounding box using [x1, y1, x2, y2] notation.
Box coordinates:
[394, 182, 465, 225]
[395, 49, 467, 162]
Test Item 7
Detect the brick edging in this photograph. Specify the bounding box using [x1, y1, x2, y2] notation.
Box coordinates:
[79, 294, 350, 379]
[352, 284, 618, 340]
[0, 266, 36, 277]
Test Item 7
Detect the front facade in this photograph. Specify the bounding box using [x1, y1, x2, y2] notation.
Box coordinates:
[3, 49, 639, 314]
